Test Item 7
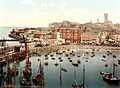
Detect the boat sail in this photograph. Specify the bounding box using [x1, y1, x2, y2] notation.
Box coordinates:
[82, 53, 85, 58]
[100, 62, 120, 84]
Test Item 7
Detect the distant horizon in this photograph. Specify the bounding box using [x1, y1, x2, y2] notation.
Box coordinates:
[0, 0, 120, 27]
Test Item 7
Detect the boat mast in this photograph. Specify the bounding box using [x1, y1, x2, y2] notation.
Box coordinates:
[7, 51, 9, 88]
[13, 61, 16, 88]
[74, 67, 77, 83]
[113, 62, 115, 77]
[83, 65, 85, 88]
[40, 58, 44, 87]
[60, 63, 63, 88]
[40, 60, 42, 75]
[20, 67, 22, 77]
[6, 46, 10, 88]
[23, 35, 27, 55]
[22, 35, 29, 62]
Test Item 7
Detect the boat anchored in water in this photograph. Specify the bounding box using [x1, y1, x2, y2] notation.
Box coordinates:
[32, 58, 44, 87]
[100, 62, 120, 84]
[20, 36, 32, 87]
[2, 59, 13, 88]
[72, 61, 79, 67]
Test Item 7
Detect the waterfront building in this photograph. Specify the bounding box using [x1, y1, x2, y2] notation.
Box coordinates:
[81, 32, 97, 44]
[40, 31, 65, 45]
[58, 28, 81, 43]
[114, 32, 120, 43]
[8, 13, 120, 46]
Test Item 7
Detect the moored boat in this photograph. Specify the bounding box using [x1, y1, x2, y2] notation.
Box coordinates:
[20, 77, 28, 86]
[118, 59, 120, 64]
[72, 61, 79, 67]
[100, 62, 120, 84]
[32, 59, 44, 87]
[45, 61, 48, 66]
[0, 59, 7, 67]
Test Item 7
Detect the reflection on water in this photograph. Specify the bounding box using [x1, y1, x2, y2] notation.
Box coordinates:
[1, 48, 120, 88]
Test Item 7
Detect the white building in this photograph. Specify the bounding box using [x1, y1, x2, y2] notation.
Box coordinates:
[41, 32, 65, 45]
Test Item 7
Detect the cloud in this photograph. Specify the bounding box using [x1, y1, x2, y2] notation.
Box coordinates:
[40, 3, 54, 10]
[19, 0, 38, 8]
[58, 2, 87, 15]
[70, 8, 87, 14]
[19, 0, 55, 16]
[0, 3, 4, 20]
[16, 0, 88, 26]
[59, 2, 69, 10]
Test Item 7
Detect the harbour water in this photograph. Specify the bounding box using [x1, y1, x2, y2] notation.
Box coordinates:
[2, 48, 120, 88]
[0, 27, 120, 88]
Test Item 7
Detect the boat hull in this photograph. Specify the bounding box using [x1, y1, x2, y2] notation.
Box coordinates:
[100, 72, 120, 84]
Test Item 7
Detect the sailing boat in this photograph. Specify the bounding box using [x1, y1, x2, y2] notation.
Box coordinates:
[100, 62, 120, 84]
[22, 57, 32, 87]
[0, 64, 3, 79]
[0, 59, 7, 67]
[32, 59, 44, 87]
[11, 60, 19, 88]
[23, 38, 32, 82]
[2, 58, 13, 88]
[23, 56, 32, 82]
[0, 63, 3, 87]
[20, 35, 32, 87]
[19, 67, 28, 87]
[11, 61, 19, 77]
[72, 65, 86, 88]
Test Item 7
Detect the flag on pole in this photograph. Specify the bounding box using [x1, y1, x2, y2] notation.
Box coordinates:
[61, 67, 67, 72]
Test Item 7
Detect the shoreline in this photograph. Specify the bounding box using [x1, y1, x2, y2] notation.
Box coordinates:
[31, 44, 120, 55]
[53, 44, 120, 50]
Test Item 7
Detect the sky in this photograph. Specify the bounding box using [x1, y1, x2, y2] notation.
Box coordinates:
[0, 0, 120, 27]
